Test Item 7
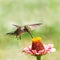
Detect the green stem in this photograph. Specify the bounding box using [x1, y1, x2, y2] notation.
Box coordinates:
[36, 55, 41, 60]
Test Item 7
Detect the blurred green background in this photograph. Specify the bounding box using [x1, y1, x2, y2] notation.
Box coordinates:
[0, 0, 60, 60]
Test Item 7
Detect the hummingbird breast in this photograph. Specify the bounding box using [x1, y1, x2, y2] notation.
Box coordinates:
[16, 27, 23, 36]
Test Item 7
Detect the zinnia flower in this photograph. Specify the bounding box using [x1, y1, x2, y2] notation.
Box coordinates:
[23, 37, 56, 60]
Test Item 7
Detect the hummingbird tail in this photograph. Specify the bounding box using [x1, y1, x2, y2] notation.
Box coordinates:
[6, 33, 15, 35]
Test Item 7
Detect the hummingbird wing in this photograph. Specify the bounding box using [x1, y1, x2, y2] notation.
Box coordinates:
[12, 24, 20, 28]
[28, 23, 42, 30]
[23, 23, 42, 38]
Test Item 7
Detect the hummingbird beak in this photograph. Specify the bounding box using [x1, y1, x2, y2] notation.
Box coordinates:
[29, 33, 33, 38]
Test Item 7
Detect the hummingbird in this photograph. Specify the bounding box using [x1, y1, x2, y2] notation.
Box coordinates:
[6, 23, 42, 40]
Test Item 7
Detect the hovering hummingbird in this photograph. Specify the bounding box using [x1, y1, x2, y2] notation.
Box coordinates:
[6, 23, 42, 40]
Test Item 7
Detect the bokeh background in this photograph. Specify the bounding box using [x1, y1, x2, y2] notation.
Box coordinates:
[0, 0, 60, 60]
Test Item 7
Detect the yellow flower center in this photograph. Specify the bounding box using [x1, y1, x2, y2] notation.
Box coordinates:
[32, 37, 42, 42]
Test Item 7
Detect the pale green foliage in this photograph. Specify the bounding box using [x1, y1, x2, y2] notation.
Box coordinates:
[0, 0, 60, 60]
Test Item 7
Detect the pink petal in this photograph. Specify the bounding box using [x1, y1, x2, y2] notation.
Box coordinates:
[49, 48, 56, 52]
[44, 44, 56, 53]
[31, 50, 37, 55]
